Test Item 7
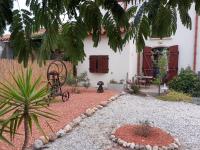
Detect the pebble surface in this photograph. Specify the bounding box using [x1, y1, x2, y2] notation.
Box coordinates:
[46, 95, 200, 150]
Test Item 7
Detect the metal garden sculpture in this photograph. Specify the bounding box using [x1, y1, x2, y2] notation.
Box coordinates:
[47, 60, 70, 102]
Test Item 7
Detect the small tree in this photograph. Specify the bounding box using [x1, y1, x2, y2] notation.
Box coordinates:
[0, 69, 56, 150]
[153, 52, 168, 95]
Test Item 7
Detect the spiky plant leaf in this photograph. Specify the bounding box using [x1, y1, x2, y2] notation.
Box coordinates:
[0, 68, 57, 149]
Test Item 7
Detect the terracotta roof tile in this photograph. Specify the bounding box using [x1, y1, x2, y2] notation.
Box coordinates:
[0, 28, 125, 42]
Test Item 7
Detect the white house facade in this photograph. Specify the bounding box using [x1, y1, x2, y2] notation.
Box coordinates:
[77, 4, 200, 87]
[0, 3, 200, 88]
[77, 37, 137, 87]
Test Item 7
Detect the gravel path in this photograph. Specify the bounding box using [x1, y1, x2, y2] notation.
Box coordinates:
[46, 95, 200, 150]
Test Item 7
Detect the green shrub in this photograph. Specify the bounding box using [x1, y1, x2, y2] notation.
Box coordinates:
[157, 90, 192, 102]
[128, 84, 140, 94]
[135, 120, 152, 138]
[169, 68, 198, 95]
[192, 79, 200, 97]
[66, 73, 76, 85]
[66, 72, 90, 93]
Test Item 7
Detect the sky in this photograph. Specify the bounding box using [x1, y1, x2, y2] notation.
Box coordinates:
[5, 0, 28, 34]
[14, 0, 28, 10]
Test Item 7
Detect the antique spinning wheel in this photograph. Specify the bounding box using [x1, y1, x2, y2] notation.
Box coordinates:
[47, 60, 69, 102]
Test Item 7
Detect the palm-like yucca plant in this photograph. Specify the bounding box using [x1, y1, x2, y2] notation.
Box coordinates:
[0, 68, 57, 150]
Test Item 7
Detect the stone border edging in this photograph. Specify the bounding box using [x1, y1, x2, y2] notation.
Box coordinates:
[33, 92, 126, 149]
[110, 125, 181, 150]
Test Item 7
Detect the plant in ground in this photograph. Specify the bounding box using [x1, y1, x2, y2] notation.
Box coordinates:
[135, 120, 152, 138]
[169, 67, 198, 95]
[129, 84, 140, 95]
[66, 73, 77, 86]
[192, 79, 200, 97]
[0, 69, 57, 150]
[157, 90, 192, 102]
[153, 50, 168, 95]
[66, 72, 90, 93]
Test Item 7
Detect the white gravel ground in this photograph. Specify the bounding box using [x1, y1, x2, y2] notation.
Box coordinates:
[46, 95, 200, 150]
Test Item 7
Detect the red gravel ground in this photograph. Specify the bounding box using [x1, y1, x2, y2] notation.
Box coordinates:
[114, 124, 174, 147]
[0, 87, 118, 150]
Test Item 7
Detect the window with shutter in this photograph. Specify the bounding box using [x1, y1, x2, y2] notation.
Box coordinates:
[167, 45, 179, 81]
[143, 47, 153, 76]
[89, 55, 109, 73]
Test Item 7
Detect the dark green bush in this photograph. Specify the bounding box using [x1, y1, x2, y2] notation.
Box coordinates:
[169, 68, 198, 95]
[129, 84, 140, 94]
[192, 79, 200, 97]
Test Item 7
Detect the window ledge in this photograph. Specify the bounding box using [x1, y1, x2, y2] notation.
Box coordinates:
[149, 37, 172, 40]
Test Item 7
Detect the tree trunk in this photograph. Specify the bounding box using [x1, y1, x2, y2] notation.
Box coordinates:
[22, 106, 29, 150]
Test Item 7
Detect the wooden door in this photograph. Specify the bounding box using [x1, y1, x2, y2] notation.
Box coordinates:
[167, 45, 179, 81]
[143, 47, 153, 76]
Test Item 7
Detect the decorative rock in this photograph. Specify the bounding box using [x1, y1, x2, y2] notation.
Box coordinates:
[146, 145, 152, 150]
[158, 147, 163, 150]
[48, 133, 57, 142]
[72, 116, 82, 126]
[85, 108, 95, 116]
[122, 141, 128, 147]
[161, 146, 168, 150]
[112, 137, 117, 142]
[63, 124, 72, 133]
[93, 107, 98, 111]
[39, 136, 49, 144]
[134, 144, 140, 150]
[110, 135, 115, 140]
[120, 91, 126, 95]
[96, 105, 103, 109]
[100, 101, 108, 107]
[118, 139, 123, 145]
[80, 114, 87, 119]
[56, 129, 65, 138]
[174, 138, 181, 146]
[130, 143, 135, 149]
[127, 143, 131, 147]
[33, 139, 44, 150]
[152, 146, 159, 150]
[139, 145, 146, 150]
[108, 98, 113, 102]
[172, 143, 179, 149]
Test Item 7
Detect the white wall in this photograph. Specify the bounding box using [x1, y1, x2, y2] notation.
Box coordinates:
[0, 42, 5, 56]
[145, 5, 196, 72]
[128, 41, 138, 80]
[77, 36, 135, 87]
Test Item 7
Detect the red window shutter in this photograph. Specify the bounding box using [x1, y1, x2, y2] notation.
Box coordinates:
[100, 55, 109, 73]
[167, 45, 179, 81]
[143, 47, 153, 76]
[89, 56, 97, 73]
[89, 55, 109, 73]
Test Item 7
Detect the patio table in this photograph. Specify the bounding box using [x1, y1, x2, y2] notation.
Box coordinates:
[135, 75, 153, 87]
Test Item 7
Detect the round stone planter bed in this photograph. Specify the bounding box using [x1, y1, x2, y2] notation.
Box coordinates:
[111, 124, 180, 150]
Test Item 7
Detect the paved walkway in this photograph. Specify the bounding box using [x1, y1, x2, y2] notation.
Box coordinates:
[46, 95, 200, 150]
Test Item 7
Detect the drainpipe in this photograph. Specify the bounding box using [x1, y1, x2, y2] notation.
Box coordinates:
[193, 14, 198, 72]
[137, 52, 141, 75]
